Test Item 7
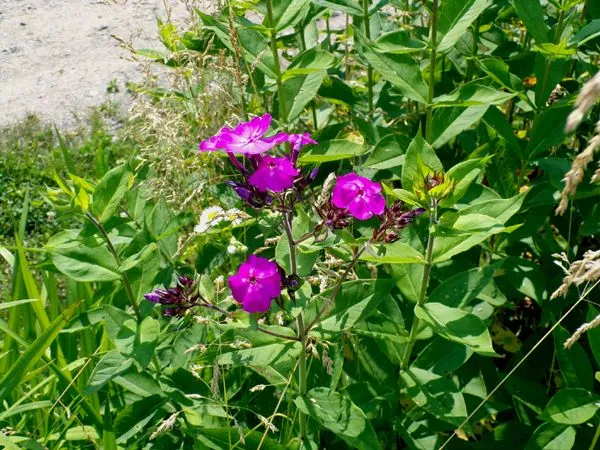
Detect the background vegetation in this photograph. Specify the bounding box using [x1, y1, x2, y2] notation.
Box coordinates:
[3, 0, 600, 448]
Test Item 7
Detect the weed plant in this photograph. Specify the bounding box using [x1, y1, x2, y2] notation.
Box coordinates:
[3, 1, 600, 449]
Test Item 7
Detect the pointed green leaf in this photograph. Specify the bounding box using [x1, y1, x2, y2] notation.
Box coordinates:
[295, 388, 383, 450]
[437, 0, 492, 52]
[415, 302, 497, 356]
[539, 389, 600, 425]
[401, 367, 470, 428]
[355, 28, 428, 103]
[402, 131, 443, 193]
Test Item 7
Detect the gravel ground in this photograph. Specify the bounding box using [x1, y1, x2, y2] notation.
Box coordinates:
[0, 0, 205, 128]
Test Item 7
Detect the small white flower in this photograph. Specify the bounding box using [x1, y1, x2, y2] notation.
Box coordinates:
[227, 245, 237, 254]
[194, 206, 225, 233]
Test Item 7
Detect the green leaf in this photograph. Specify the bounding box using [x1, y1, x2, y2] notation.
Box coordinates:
[437, 0, 491, 52]
[92, 164, 132, 223]
[86, 350, 134, 395]
[401, 131, 443, 193]
[199, 326, 301, 368]
[458, 192, 526, 223]
[569, 19, 600, 46]
[270, 0, 310, 31]
[282, 48, 335, 79]
[374, 30, 427, 54]
[401, 367, 470, 428]
[415, 302, 497, 356]
[363, 134, 410, 171]
[442, 156, 491, 206]
[311, 0, 362, 15]
[554, 326, 593, 390]
[430, 106, 489, 149]
[310, 293, 383, 340]
[360, 242, 425, 264]
[479, 58, 523, 92]
[297, 139, 366, 163]
[131, 316, 160, 368]
[433, 82, 516, 107]
[236, 26, 277, 79]
[526, 101, 571, 158]
[198, 428, 285, 450]
[413, 338, 473, 375]
[428, 264, 497, 308]
[539, 389, 600, 425]
[524, 423, 576, 450]
[586, 305, 600, 368]
[511, 0, 550, 44]
[46, 230, 120, 282]
[0, 302, 79, 403]
[355, 28, 428, 103]
[282, 70, 325, 122]
[295, 387, 383, 450]
[114, 395, 166, 443]
[432, 213, 514, 263]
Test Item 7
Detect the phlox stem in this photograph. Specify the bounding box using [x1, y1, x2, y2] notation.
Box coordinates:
[400, 200, 437, 370]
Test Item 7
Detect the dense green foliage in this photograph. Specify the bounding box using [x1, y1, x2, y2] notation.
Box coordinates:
[3, 0, 600, 449]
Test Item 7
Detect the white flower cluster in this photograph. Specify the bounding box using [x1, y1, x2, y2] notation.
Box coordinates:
[194, 206, 250, 233]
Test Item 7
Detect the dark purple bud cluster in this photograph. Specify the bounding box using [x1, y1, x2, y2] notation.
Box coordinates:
[373, 201, 426, 243]
[315, 202, 353, 230]
[144, 275, 201, 317]
[225, 180, 274, 208]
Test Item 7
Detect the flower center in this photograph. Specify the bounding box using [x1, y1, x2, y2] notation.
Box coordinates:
[268, 162, 277, 169]
[249, 275, 257, 285]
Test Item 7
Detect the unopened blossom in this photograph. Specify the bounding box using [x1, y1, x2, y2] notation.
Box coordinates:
[228, 255, 282, 313]
[288, 132, 318, 162]
[248, 156, 300, 192]
[331, 173, 385, 220]
[144, 276, 198, 317]
[199, 114, 280, 155]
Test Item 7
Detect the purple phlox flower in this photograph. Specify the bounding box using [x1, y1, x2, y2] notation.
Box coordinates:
[144, 275, 200, 317]
[228, 255, 283, 313]
[331, 173, 386, 220]
[248, 156, 300, 193]
[199, 114, 279, 155]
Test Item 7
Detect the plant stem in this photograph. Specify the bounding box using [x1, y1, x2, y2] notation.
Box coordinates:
[362, 0, 374, 120]
[590, 421, 600, 450]
[282, 210, 307, 442]
[465, 16, 479, 81]
[265, 0, 287, 124]
[85, 212, 141, 321]
[400, 202, 437, 370]
[305, 244, 367, 332]
[425, 0, 439, 143]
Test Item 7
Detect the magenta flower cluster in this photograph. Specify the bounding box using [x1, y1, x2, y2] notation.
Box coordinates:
[144, 115, 425, 316]
[199, 114, 317, 197]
